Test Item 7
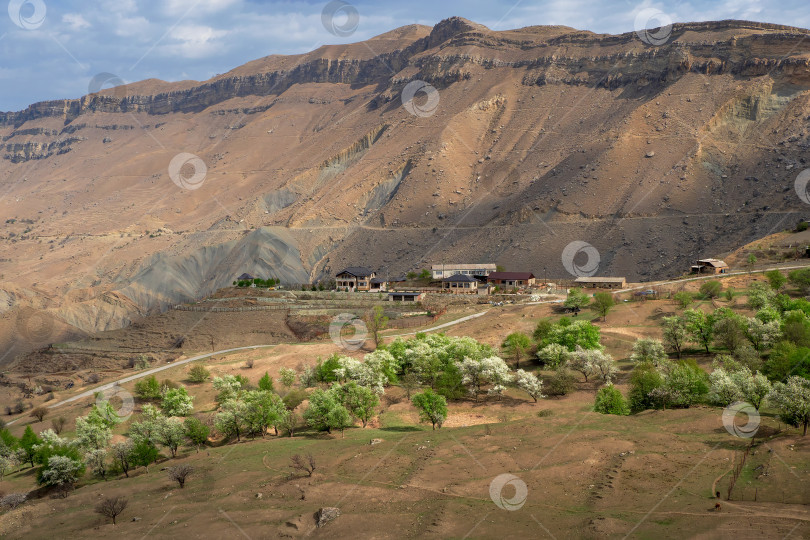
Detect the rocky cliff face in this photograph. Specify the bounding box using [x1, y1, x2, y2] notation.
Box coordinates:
[1, 17, 810, 359]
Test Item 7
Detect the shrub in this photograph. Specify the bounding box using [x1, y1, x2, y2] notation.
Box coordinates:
[187, 365, 210, 383]
[673, 291, 693, 309]
[545, 368, 577, 396]
[699, 281, 721, 299]
[134, 376, 161, 401]
[593, 384, 630, 415]
[0, 493, 26, 510]
[29, 406, 48, 422]
[282, 389, 308, 411]
[628, 362, 664, 413]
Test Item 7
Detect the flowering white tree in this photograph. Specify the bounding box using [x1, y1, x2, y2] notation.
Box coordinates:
[212, 375, 243, 401]
[708, 367, 743, 406]
[536, 344, 569, 368]
[334, 356, 387, 394]
[515, 369, 545, 402]
[629, 338, 668, 366]
[459, 356, 513, 400]
[709, 367, 772, 409]
[568, 347, 616, 383]
[744, 317, 781, 351]
[481, 356, 513, 399]
[768, 376, 810, 436]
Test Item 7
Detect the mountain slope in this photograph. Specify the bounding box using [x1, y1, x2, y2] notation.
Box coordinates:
[2, 17, 810, 359]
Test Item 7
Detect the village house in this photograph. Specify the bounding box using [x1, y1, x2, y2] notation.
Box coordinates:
[573, 276, 627, 289]
[486, 271, 536, 287]
[335, 267, 376, 292]
[690, 259, 729, 275]
[441, 274, 480, 294]
[432, 263, 497, 280]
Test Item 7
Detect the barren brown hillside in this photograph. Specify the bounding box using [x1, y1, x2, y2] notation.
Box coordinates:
[3, 17, 810, 358]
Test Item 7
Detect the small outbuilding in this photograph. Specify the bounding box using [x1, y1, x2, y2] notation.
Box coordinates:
[691, 259, 729, 275]
[573, 276, 626, 289]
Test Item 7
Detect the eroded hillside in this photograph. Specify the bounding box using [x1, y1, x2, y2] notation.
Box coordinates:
[2, 17, 810, 359]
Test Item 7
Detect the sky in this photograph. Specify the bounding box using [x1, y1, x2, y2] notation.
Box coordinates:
[0, 0, 808, 111]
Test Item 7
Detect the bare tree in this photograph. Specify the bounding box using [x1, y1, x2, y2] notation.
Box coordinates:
[290, 454, 316, 477]
[95, 496, 128, 525]
[364, 306, 388, 349]
[29, 406, 47, 422]
[167, 464, 194, 488]
[51, 416, 67, 434]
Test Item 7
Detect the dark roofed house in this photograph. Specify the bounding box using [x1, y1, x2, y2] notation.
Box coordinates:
[336, 267, 376, 292]
[487, 272, 536, 287]
[442, 273, 479, 294]
[236, 273, 256, 281]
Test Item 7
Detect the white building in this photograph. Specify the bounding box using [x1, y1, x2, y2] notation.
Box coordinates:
[431, 263, 497, 280]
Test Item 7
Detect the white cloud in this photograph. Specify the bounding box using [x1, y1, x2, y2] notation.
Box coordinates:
[62, 13, 91, 31]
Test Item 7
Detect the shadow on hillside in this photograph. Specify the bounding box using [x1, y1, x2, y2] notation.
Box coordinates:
[379, 425, 422, 432]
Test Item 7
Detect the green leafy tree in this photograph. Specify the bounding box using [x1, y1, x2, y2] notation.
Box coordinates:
[593, 384, 630, 415]
[161, 387, 194, 417]
[542, 319, 602, 351]
[747, 253, 757, 271]
[564, 288, 590, 310]
[628, 362, 664, 413]
[130, 440, 159, 472]
[532, 319, 553, 343]
[591, 292, 614, 321]
[335, 382, 379, 428]
[365, 305, 389, 349]
[19, 426, 41, 467]
[501, 332, 532, 368]
[154, 419, 185, 458]
[662, 316, 687, 359]
[411, 390, 448, 430]
[243, 390, 286, 437]
[258, 372, 274, 392]
[684, 309, 716, 354]
[303, 389, 350, 434]
[279, 368, 296, 389]
[652, 360, 709, 408]
[765, 270, 787, 291]
[699, 280, 722, 299]
[769, 376, 810, 435]
[672, 291, 693, 310]
[183, 417, 210, 451]
[788, 268, 810, 294]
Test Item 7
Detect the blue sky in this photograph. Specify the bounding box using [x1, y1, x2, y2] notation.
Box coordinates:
[0, 0, 807, 111]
